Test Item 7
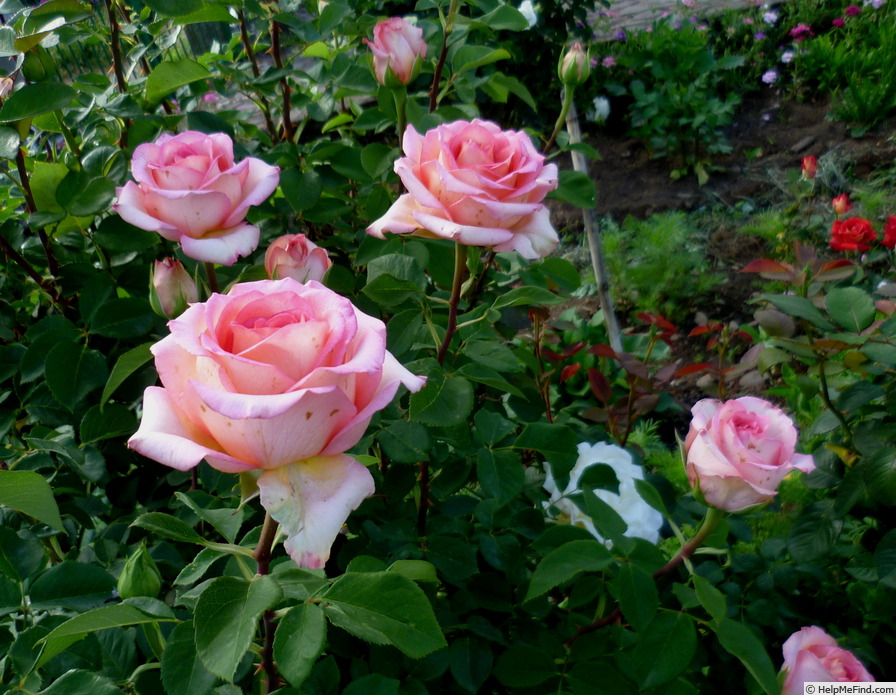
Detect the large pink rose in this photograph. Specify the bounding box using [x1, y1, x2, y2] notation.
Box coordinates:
[684, 396, 815, 512]
[367, 119, 559, 259]
[365, 17, 427, 87]
[128, 278, 425, 568]
[114, 131, 280, 266]
[781, 626, 875, 695]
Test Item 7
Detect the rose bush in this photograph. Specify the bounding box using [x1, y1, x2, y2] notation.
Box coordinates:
[781, 626, 875, 694]
[365, 17, 427, 87]
[264, 233, 332, 283]
[367, 119, 560, 259]
[114, 131, 280, 265]
[684, 396, 815, 512]
[128, 278, 425, 567]
[544, 442, 664, 545]
[829, 216, 876, 252]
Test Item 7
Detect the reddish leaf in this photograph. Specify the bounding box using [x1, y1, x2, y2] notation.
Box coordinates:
[674, 362, 712, 377]
[561, 341, 587, 358]
[633, 394, 660, 415]
[561, 364, 581, 382]
[588, 368, 612, 404]
[588, 344, 618, 359]
[741, 259, 792, 274]
[732, 331, 754, 343]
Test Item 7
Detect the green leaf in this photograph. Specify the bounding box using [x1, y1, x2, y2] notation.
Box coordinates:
[320, 571, 446, 659]
[473, 4, 529, 30]
[37, 600, 175, 668]
[409, 372, 473, 427]
[787, 501, 843, 562]
[195, 575, 282, 682]
[274, 603, 327, 688]
[610, 563, 657, 633]
[143, 0, 202, 14]
[582, 487, 629, 545]
[761, 294, 835, 331]
[361, 143, 396, 179]
[0, 470, 64, 530]
[462, 341, 521, 373]
[0, 25, 16, 57]
[145, 59, 212, 104]
[80, 403, 137, 444]
[132, 512, 206, 545]
[494, 645, 557, 687]
[29, 562, 116, 611]
[100, 343, 154, 406]
[514, 423, 579, 480]
[874, 529, 896, 588]
[38, 669, 120, 695]
[0, 527, 45, 581]
[0, 84, 76, 123]
[710, 619, 779, 695]
[862, 448, 896, 506]
[452, 46, 510, 75]
[161, 620, 218, 695]
[473, 410, 516, 447]
[825, 287, 875, 332]
[378, 420, 431, 464]
[525, 539, 613, 602]
[386, 560, 438, 583]
[633, 613, 696, 688]
[547, 170, 596, 209]
[363, 254, 427, 306]
[44, 342, 108, 410]
[174, 492, 244, 544]
[450, 636, 492, 693]
[0, 125, 19, 158]
[692, 575, 727, 620]
[88, 298, 155, 339]
[279, 168, 322, 212]
[476, 449, 524, 506]
[491, 286, 563, 310]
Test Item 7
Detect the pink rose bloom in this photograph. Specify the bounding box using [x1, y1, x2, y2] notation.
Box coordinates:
[151, 258, 198, 318]
[781, 626, 875, 695]
[684, 397, 815, 511]
[264, 233, 332, 284]
[365, 17, 427, 87]
[128, 278, 426, 568]
[367, 119, 559, 259]
[114, 131, 280, 266]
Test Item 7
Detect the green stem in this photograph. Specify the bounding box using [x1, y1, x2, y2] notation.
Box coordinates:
[254, 513, 280, 693]
[204, 262, 220, 295]
[818, 358, 853, 446]
[544, 88, 574, 155]
[436, 243, 467, 365]
[392, 87, 407, 148]
[428, 0, 459, 112]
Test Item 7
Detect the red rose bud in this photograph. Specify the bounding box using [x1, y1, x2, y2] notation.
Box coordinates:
[365, 17, 427, 88]
[830, 217, 875, 252]
[800, 155, 817, 180]
[150, 258, 198, 318]
[883, 216, 896, 249]
[558, 42, 591, 87]
[264, 233, 332, 283]
[832, 193, 852, 215]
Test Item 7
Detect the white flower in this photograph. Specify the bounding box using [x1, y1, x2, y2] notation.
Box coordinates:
[762, 69, 779, 85]
[543, 442, 664, 546]
[588, 96, 611, 123]
[518, 0, 538, 28]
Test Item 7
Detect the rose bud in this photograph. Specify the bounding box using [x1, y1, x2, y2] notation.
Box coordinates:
[150, 258, 199, 318]
[684, 396, 815, 512]
[832, 193, 852, 215]
[365, 17, 427, 88]
[800, 155, 818, 180]
[264, 233, 332, 284]
[117, 543, 163, 600]
[558, 42, 591, 87]
[781, 626, 875, 695]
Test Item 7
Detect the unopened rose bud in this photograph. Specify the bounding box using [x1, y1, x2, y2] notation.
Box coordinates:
[0, 77, 13, 101]
[365, 17, 427, 88]
[558, 42, 591, 87]
[832, 193, 852, 215]
[150, 258, 198, 318]
[800, 155, 818, 180]
[264, 233, 332, 284]
[117, 543, 162, 600]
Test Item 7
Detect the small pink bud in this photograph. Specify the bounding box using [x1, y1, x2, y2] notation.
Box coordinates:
[558, 42, 591, 87]
[264, 234, 332, 284]
[365, 17, 427, 88]
[150, 258, 198, 318]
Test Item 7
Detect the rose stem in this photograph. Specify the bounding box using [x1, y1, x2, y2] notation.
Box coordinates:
[103, 0, 127, 94]
[543, 87, 574, 155]
[416, 460, 430, 538]
[203, 262, 220, 295]
[270, 17, 294, 142]
[15, 148, 59, 278]
[254, 512, 281, 693]
[531, 311, 554, 423]
[392, 88, 407, 149]
[436, 243, 467, 365]
[237, 9, 279, 141]
[565, 506, 725, 647]
[428, 0, 459, 112]
[817, 357, 853, 446]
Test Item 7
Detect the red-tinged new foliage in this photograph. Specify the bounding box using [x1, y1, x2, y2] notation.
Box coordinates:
[588, 368, 612, 403]
[560, 363, 581, 382]
[589, 344, 619, 359]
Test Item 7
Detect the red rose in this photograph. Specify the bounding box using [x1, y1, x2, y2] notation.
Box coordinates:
[830, 217, 876, 252]
[883, 216, 896, 249]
